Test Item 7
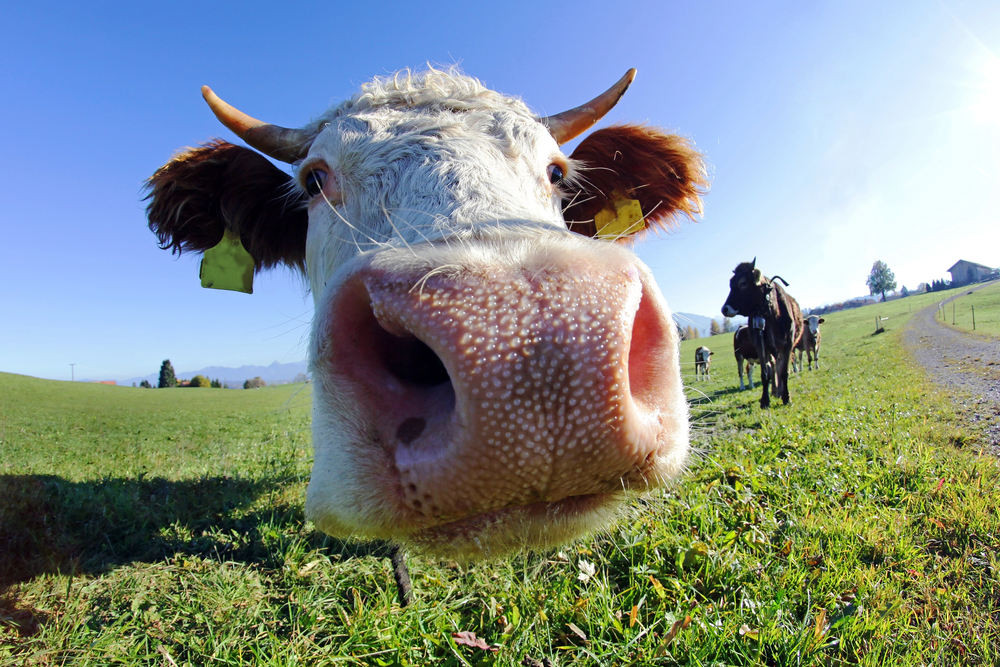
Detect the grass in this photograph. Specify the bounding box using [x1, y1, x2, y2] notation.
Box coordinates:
[937, 280, 1000, 338]
[2, 295, 999, 666]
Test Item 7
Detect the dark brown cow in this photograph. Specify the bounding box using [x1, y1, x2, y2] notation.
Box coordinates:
[732, 325, 760, 390]
[721, 259, 802, 408]
[793, 315, 824, 372]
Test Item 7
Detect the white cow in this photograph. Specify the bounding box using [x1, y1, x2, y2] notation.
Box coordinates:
[793, 315, 825, 372]
[146, 68, 708, 559]
[694, 346, 713, 380]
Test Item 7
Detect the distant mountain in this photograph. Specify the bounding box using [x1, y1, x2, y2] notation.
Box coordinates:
[121, 360, 308, 388]
[673, 312, 746, 338]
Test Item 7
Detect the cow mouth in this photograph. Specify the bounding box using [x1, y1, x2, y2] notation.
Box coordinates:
[408, 491, 618, 558]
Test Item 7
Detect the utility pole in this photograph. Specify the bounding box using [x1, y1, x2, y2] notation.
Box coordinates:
[70, 363, 75, 382]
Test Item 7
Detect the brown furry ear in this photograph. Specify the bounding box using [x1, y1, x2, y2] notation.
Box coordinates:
[562, 124, 708, 240]
[145, 140, 308, 272]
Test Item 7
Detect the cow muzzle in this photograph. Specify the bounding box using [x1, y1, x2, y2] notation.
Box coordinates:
[309, 247, 688, 553]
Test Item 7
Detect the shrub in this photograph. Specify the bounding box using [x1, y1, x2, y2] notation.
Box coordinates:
[189, 375, 211, 388]
[243, 376, 266, 389]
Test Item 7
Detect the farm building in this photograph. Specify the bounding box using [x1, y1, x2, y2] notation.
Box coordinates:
[947, 259, 994, 286]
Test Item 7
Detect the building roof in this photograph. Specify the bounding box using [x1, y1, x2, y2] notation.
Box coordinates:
[947, 259, 994, 272]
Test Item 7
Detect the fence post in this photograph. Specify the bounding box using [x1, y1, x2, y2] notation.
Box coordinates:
[953, 303, 956, 325]
[973, 305, 976, 330]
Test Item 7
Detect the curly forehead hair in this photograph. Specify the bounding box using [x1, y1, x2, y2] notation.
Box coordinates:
[309, 67, 536, 129]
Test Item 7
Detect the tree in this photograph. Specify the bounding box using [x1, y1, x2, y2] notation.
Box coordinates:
[244, 376, 266, 389]
[211, 378, 223, 388]
[709, 319, 722, 336]
[722, 317, 734, 333]
[139, 379, 152, 388]
[866, 260, 897, 303]
[158, 359, 177, 388]
[682, 325, 700, 341]
[900, 285, 909, 297]
[189, 374, 211, 388]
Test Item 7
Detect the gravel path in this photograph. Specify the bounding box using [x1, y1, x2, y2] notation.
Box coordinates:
[900, 281, 1000, 452]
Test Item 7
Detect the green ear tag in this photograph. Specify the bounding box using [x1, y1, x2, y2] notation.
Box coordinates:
[199, 229, 254, 294]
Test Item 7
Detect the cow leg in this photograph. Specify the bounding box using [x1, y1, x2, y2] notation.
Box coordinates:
[747, 363, 754, 390]
[776, 350, 791, 405]
[388, 544, 413, 607]
[759, 362, 771, 408]
[752, 331, 771, 408]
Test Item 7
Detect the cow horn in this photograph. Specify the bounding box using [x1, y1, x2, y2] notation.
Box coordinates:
[541, 69, 637, 145]
[201, 86, 314, 164]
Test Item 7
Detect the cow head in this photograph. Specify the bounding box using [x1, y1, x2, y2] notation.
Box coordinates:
[804, 315, 825, 336]
[146, 68, 708, 559]
[721, 258, 771, 318]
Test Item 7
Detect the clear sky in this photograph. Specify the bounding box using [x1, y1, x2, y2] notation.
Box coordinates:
[2, 0, 998, 382]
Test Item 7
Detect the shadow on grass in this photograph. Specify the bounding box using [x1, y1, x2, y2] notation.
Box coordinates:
[0, 474, 390, 593]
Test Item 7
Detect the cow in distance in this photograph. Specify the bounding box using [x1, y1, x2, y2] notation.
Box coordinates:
[793, 315, 824, 372]
[721, 259, 802, 408]
[694, 346, 713, 380]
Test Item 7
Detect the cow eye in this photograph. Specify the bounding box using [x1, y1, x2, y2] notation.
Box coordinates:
[547, 164, 565, 185]
[304, 169, 328, 198]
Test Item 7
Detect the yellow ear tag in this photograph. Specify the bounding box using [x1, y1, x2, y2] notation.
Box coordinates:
[595, 198, 645, 240]
[199, 229, 254, 294]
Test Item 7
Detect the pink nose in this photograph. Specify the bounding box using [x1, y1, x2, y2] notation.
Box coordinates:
[317, 259, 677, 529]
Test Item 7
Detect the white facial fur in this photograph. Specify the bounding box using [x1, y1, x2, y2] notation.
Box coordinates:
[296, 69, 688, 558]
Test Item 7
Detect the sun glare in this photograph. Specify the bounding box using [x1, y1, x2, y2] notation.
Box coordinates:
[971, 57, 1000, 125]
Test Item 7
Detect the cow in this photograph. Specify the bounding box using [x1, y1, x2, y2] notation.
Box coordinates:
[732, 325, 760, 390]
[793, 315, 824, 372]
[721, 259, 802, 408]
[145, 68, 709, 562]
[694, 346, 713, 380]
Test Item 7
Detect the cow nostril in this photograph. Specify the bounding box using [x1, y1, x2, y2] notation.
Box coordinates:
[381, 333, 450, 387]
[627, 286, 670, 409]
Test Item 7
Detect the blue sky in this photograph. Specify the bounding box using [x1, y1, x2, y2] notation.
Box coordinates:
[2, 0, 998, 382]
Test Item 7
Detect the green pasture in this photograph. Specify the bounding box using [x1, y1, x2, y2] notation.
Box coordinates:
[3, 295, 999, 666]
[938, 280, 1000, 338]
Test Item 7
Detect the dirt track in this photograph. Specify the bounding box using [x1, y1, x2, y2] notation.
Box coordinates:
[901, 281, 1000, 452]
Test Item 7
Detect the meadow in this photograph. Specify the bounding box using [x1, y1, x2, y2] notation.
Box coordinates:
[938, 280, 1000, 338]
[2, 292, 998, 666]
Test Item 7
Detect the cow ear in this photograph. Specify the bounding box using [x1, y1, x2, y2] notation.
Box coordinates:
[818, 318, 825, 324]
[145, 140, 308, 272]
[753, 269, 762, 284]
[561, 124, 708, 240]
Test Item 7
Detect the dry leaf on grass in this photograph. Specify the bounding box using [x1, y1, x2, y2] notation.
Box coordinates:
[452, 630, 498, 653]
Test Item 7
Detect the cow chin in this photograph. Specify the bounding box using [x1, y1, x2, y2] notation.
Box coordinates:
[304, 231, 689, 559]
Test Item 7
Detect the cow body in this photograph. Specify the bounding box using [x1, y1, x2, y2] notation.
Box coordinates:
[793, 315, 824, 371]
[732, 325, 760, 390]
[694, 346, 713, 380]
[146, 68, 708, 559]
[721, 260, 802, 408]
